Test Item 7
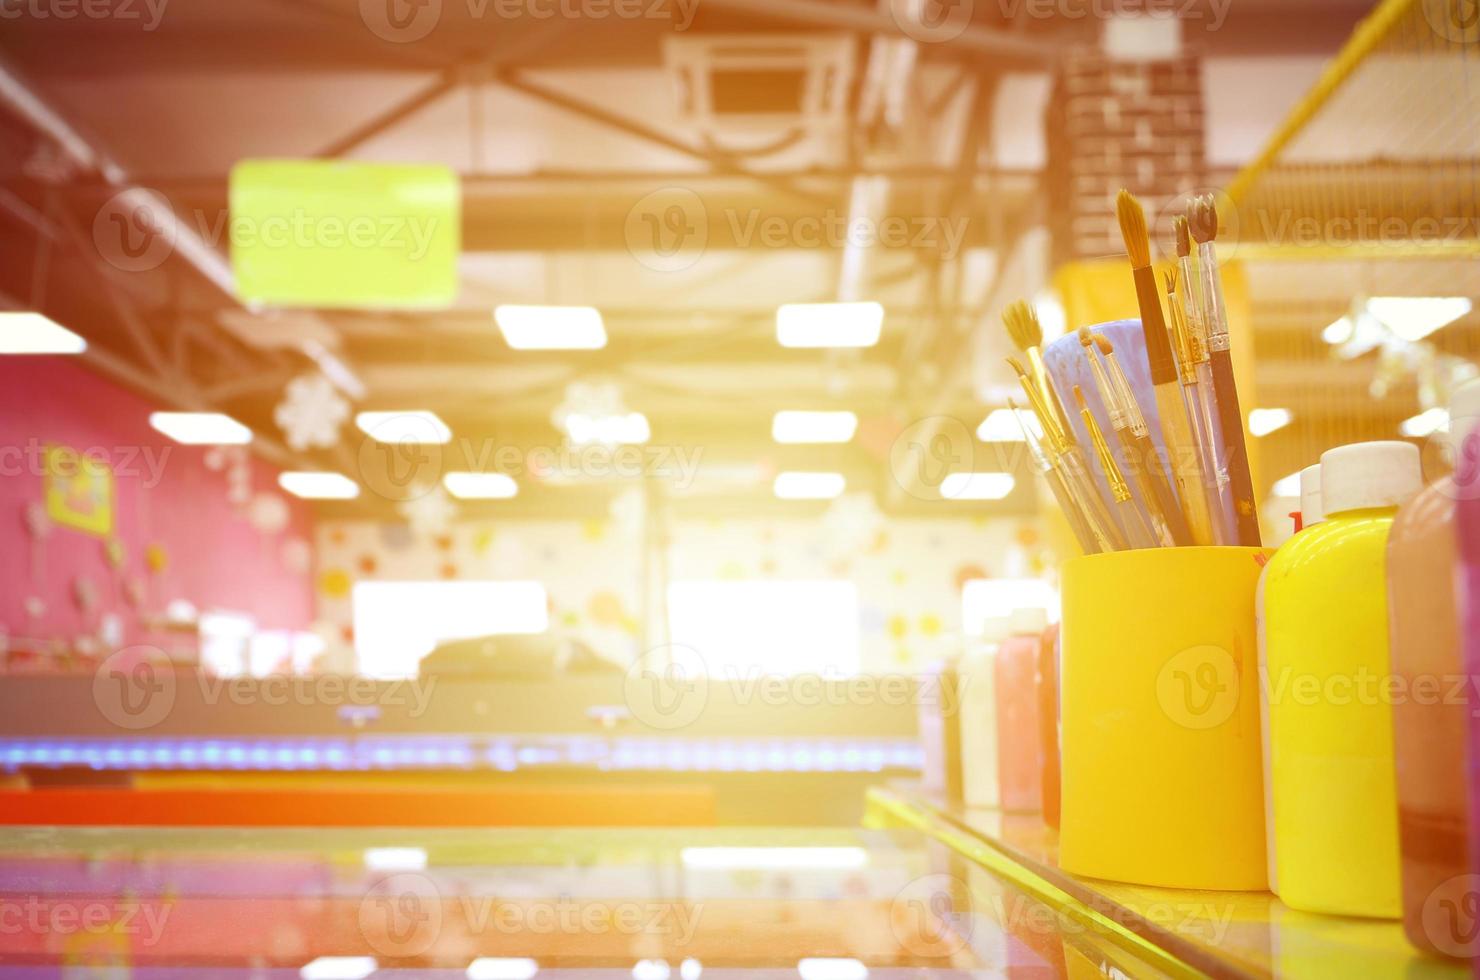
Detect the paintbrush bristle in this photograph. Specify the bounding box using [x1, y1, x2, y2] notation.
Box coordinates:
[1002, 300, 1042, 352]
[1188, 194, 1218, 244]
[1164, 268, 1178, 293]
[1174, 215, 1191, 258]
[1077, 326, 1094, 348]
[1005, 356, 1029, 380]
[1073, 385, 1088, 410]
[1116, 189, 1151, 268]
[1092, 334, 1114, 356]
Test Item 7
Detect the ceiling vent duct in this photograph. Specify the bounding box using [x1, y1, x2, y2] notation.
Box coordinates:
[663, 34, 855, 144]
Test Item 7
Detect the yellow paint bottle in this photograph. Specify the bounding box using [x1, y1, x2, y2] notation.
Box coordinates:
[1265, 441, 1423, 918]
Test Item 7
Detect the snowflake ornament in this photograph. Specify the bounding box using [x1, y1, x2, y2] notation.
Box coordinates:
[274, 373, 351, 451]
[551, 381, 639, 447]
[397, 485, 457, 539]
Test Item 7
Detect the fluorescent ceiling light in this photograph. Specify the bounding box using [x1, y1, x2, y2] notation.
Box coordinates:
[681, 847, 868, 869]
[1401, 407, 1450, 438]
[773, 472, 846, 500]
[300, 959, 377, 980]
[566, 412, 650, 446]
[1248, 408, 1293, 437]
[356, 411, 452, 444]
[772, 411, 858, 444]
[279, 472, 360, 500]
[976, 409, 1028, 443]
[495, 305, 607, 350]
[1321, 315, 1353, 345]
[1367, 296, 1471, 342]
[468, 959, 540, 980]
[797, 960, 868, 980]
[363, 847, 427, 871]
[1271, 471, 1302, 498]
[444, 472, 518, 499]
[149, 412, 253, 446]
[941, 472, 1016, 500]
[776, 302, 883, 348]
[0, 312, 87, 354]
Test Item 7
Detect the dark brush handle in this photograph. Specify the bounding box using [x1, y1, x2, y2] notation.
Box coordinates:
[1209, 348, 1262, 547]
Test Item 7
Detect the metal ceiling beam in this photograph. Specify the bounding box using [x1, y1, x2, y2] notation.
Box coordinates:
[316, 73, 462, 158]
[494, 69, 836, 209]
[0, 52, 237, 297]
[697, 0, 1058, 62]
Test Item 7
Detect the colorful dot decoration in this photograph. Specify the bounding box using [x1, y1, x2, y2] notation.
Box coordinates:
[319, 568, 352, 599]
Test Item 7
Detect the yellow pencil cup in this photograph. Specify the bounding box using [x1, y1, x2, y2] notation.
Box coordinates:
[1059, 546, 1273, 890]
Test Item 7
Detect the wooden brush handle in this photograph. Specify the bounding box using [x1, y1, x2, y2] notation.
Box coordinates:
[1117, 427, 1188, 547]
[1209, 349, 1262, 547]
[1153, 382, 1216, 546]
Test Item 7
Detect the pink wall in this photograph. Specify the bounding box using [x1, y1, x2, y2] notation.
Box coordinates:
[1, 357, 314, 651]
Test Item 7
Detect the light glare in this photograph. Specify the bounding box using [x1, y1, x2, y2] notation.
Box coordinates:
[0, 312, 87, 354]
[776, 303, 883, 348]
[149, 412, 253, 446]
[495, 305, 607, 350]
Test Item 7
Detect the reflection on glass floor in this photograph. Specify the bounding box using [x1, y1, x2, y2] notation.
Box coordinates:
[0, 826, 1174, 978]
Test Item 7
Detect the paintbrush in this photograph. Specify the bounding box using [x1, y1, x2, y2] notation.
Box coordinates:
[1009, 396, 1101, 555]
[1008, 356, 1128, 552]
[1116, 190, 1214, 546]
[1075, 386, 1158, 550]
[1164, 268, 1220, 539]
[1078, 328, 1179, 547]
[1188, 194, 1261, 546]
[1086, 332, 1190, 547]
[1176, 216, 1235, 543]
[1004, 300, 1074, 445]
[1166, 265, 1232, 545]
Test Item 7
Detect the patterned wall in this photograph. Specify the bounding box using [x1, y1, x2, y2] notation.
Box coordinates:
[314, 508, 1051, 675]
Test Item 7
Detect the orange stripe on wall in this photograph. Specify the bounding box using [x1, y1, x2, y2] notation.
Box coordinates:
[0, 786, 716, 827]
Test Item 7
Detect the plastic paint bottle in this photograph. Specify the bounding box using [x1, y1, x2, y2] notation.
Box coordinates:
[1257, 463, 1323, 895]
[919, 656, 964, 806]
[1387, 379, 1480, 956]
[996, 607, 1048, 813]
[960, 616, 1010, 809]
[1038, 622, 1062, 828]
[1458, 424, 1480, 933]
[1266, 440, 1422, 918]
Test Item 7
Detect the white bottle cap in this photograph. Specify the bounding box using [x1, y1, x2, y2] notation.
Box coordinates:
[1319, 441, 1422, 516]
[1008, 607, 1048, 636]
[979, 616, 1012, 643]
[1299, 464, 1323, 525]
[1450, 377, 1480, 450]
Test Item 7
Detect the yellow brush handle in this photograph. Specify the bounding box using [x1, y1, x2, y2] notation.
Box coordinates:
[1154, 382, 1215, 545]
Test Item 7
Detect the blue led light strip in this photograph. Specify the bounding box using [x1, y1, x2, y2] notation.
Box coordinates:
[0, 736, 923, 774]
